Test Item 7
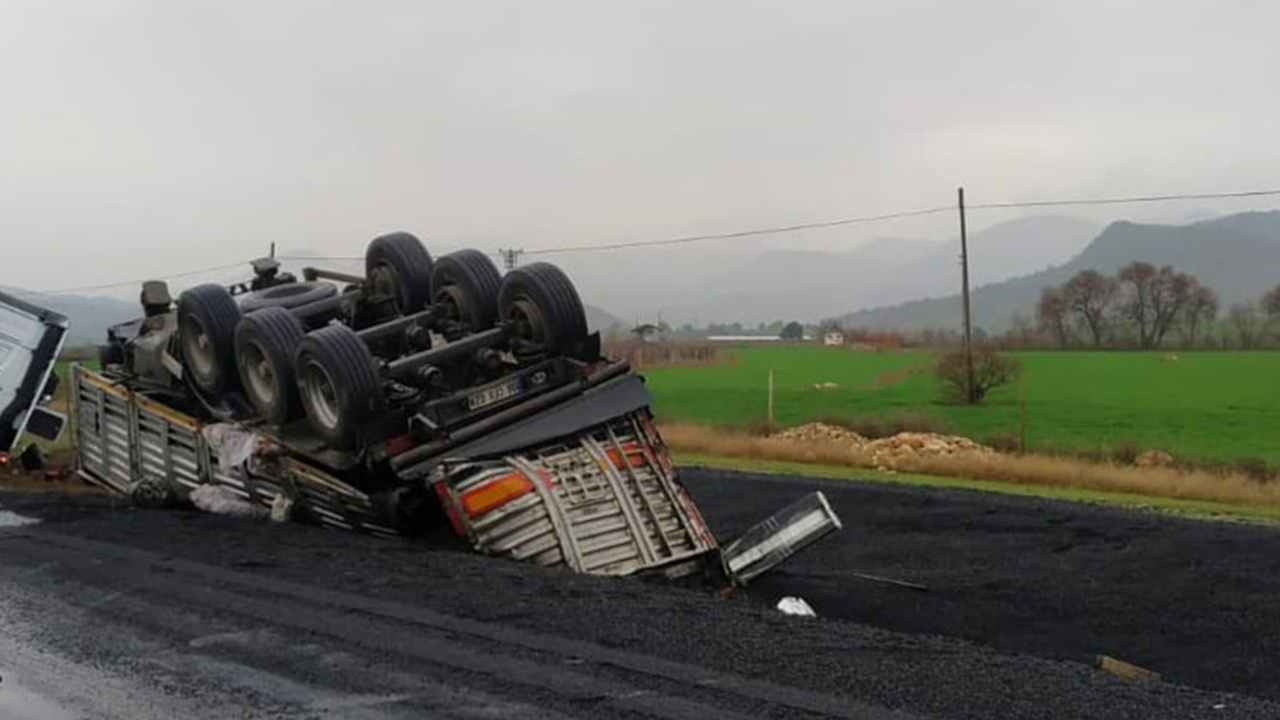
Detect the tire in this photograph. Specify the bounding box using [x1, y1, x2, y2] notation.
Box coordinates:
[431, 249, 502, 329]
[235, 307, 305, 424]
[239, 281, 337, 313]
[294, 324, 384, 449]
[497, 262, 588, 353]
[365, 232, 433, 315]
[177, 284, 242, 398]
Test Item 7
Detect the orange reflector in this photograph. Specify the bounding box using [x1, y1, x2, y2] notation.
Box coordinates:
[605, 446, 646, 470]
[460, 473, 534, 517]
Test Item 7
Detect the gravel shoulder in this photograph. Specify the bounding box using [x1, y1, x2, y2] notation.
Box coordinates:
[2, 469, 1279, 719]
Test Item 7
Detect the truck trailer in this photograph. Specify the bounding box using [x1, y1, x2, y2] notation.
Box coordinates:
[17, 233, 840, 584]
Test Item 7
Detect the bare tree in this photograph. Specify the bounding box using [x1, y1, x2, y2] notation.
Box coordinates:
[1228, 303, 1263, 349]
[1061, 269, 1117, 347]
[1035, 286, 1071, 348]
[1117, 262, 1192, 349]
[936, 347, 1023, 404]
[1180, 284, 1219, 347]
[1117, 262, 1156, 346]
[1262, 284, 1280, 319]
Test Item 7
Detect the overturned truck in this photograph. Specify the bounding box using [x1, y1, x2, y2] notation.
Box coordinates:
[68, 233, 839, 584]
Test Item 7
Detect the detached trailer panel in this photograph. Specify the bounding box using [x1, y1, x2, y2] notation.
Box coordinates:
[0, 290, 69, 453]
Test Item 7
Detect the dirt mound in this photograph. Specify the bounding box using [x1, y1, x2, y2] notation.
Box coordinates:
[772, 423, 867, 444]
[771, 423, 991, 465]
[867, 432, 991, 458]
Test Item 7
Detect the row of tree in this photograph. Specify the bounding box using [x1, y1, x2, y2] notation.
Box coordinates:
[1033, 262, 1280, 349]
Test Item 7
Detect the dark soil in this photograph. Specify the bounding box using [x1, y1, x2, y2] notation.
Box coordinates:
[3, 468, 1280, 719]
[682, 467, 1280, 701]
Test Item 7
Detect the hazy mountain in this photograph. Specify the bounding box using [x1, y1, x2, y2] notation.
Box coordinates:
[3, 284, 624, 347]
[841, 211, 1280, 332]
[0, 289, 139, 346]
[637, 215, 1099, 324]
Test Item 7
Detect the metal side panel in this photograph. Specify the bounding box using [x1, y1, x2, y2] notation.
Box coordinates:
[720, 491, 843, 585]
[439, 409, 719, 579]
[73, 368, 396, 537]
[135, 394, 204, 496]
[74, 367, 138, 494]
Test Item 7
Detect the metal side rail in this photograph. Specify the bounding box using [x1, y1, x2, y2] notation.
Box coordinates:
[73, 365, 394, 537]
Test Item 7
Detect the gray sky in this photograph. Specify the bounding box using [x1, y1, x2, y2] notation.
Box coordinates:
[5, 0, 1280, 315]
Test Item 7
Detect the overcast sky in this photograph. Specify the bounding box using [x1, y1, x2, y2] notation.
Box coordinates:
[5, 1, 1280, 311]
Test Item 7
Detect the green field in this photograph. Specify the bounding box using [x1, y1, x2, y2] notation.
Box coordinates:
[642, 347, 1280, 464]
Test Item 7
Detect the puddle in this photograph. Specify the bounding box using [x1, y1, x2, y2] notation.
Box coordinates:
[0, 509, 39, 528]
[0, 673, 78, 720]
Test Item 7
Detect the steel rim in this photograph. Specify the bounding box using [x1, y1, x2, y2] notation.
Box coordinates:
[300, 358, 341, 431]
[436, 283, 467, 324]
[180, 316, 216, 381]
[508, 297, 547, 345]
[369, 263, 403, 311]
[242, 340, 276, 408]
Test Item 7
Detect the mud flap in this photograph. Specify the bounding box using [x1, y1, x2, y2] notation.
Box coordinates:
[720, 491, 842, 585]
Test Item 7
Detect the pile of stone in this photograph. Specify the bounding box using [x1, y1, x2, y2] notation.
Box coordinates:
[772, 423, 867, 444]
[867, 432, 991, 458]
[771, 423, 992, 467]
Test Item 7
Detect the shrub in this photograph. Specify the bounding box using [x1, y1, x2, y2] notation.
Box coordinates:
[1109, 441, 1141, 466]
[936, 347, 1024, 404]
[983, 430, 1021, 454]
[1233, 457, 1273, 482]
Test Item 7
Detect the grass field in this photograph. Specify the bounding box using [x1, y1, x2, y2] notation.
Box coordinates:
[642, 347, 1280, 465]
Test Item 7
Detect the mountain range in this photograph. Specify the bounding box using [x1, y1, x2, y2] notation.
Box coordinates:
[11, 210, 1280, 342]
[841, 210, 1280, 332]
[574, 215, 1103, 326]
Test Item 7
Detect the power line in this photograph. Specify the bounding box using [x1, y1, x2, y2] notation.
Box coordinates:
[10, 185, 1280, 296]
[11, 260, 254, 297]
[523, 205, 955, 256]
[968, 188, 1280, 210]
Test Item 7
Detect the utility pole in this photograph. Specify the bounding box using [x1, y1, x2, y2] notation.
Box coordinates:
[500, 248, 524, 271]
[958, 187, 976, 404]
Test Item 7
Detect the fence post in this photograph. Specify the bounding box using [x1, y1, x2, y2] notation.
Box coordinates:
[767, 369, 775, 430]
[1018, 374, 1028, 453]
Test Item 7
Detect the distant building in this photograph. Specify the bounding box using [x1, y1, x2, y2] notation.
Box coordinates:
[707, 335, 784, 343]
[823, 331, 845, 347]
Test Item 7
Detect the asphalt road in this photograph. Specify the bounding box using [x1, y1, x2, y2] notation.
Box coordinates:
[1, 469, 1278, 720]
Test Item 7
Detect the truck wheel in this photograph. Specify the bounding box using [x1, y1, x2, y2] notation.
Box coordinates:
[235, 307, 305, 424]
[497, 262, 588, 354]
[177, 284, 242, 397]
[431, 249, 502, 329]
[239, 281, 337, 313]
[366, 232, 433, 315]
[295, 325, 384, 449]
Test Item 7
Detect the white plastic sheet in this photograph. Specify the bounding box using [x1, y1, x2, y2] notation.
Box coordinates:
[189, 485, 267, 520]
[776, 596, 817, 617]
[201, 424, 259, 469]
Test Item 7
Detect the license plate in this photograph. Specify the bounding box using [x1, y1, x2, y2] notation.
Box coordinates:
[467, 378, 523, 411]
